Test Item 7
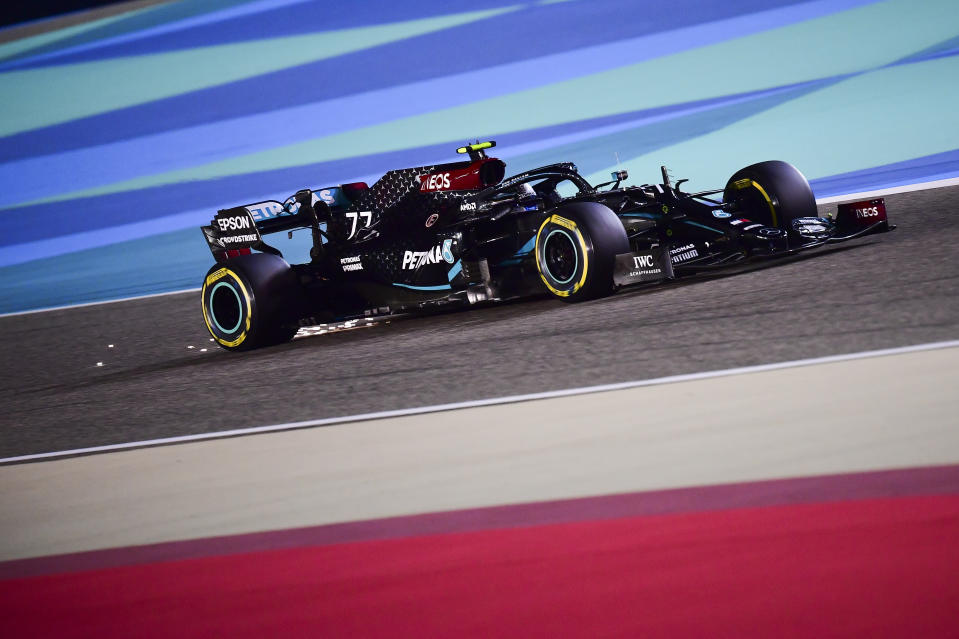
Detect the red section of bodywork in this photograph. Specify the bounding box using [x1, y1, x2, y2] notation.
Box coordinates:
[419, 158, 504, 192]
[224, 248, 252, 259]
[341, 182, 369, 202]
[835, 198, 887, 231]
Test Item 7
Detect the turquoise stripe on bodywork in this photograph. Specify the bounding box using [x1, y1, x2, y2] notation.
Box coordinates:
[392, 282, 452, 291]
[447, 260, 462, 281]
[683, 220, 725, 234]
[515, 235, 536, 256]
[497, 234, 538, 267]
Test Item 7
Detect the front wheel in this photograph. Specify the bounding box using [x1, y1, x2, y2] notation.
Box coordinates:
[534, 202, 629, 302]
[201, 253, 300, 351]
[723, 160, 817, 228]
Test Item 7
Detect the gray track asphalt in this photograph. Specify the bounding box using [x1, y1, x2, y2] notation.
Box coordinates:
[1, 187, 957, 459]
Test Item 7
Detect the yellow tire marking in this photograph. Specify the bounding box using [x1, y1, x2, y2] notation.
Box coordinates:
[201, 267, 252, 348]
[731, 178, 778, 227]
[535, 214, 590, 298]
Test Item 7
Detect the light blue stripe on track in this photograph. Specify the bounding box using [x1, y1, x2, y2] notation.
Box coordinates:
[0, 0, 315, 70]
[0, 0, 878, 208]
[0, 82, 821, 266]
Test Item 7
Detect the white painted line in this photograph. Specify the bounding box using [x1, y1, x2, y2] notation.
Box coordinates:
[815, 176, 959, 204]
[4, 339, 958, 465]
[0, 287, 200, 318]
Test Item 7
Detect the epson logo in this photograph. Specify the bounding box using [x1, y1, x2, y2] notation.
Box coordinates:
[460, 201, 477, 212]
[217, 215, 252, 232]
[855, 207, 880, 218]
[421, 172, 451, 191]
[633, 255, 655, 268]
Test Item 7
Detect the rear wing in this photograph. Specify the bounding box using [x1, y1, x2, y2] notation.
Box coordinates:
[201, 184, 362, 261]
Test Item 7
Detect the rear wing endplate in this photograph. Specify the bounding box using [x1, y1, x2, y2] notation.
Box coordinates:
[200, 185, 357, 260]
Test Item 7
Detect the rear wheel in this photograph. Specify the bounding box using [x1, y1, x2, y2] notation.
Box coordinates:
[534, 202, 629, 302]
[201, 253, 300, 351]
[723, 160, 816, 228]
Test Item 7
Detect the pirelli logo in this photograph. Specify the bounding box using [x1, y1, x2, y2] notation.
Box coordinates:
[205, 268, 228, 287]
[550, 215, 577, 231]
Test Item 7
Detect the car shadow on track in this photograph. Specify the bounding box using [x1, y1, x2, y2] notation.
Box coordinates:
[67, 242, 874, 384]
[605, 242, 875, 303]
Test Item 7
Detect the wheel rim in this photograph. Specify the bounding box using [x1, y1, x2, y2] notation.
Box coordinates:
[543, 229, 578, 284]
[209, 281, 243, 334]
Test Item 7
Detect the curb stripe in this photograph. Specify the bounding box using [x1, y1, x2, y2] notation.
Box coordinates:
[2, 463, 956, 579]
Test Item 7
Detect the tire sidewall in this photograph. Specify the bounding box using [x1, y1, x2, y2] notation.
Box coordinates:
[201, 253, 298, 351]
[534, 202, 628, 301]
[723, 161, 816, 228]
[202, 265, 257, 350]
[535, 214, 592, 298]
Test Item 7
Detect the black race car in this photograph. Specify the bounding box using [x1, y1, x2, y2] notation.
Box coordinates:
[200, 141, 892, 350]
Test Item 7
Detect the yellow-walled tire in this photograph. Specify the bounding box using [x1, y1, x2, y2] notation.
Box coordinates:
[201, 254, 299, 351]
[534, 202, 629, 302]
[723, 161, 816, 228]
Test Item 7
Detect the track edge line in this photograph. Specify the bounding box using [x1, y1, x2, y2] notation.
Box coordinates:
[4, 339, 958, 464]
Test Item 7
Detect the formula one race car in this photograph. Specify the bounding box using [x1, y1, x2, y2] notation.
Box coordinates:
[200, 141, 893, 350]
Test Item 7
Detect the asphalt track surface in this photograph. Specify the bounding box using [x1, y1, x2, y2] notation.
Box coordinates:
[2, 186, 958, 459]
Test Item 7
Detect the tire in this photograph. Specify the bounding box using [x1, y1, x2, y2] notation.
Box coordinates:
[723, 160, 816, 228]
[201, 253, 300, 351]
[534, 201, 629, 302]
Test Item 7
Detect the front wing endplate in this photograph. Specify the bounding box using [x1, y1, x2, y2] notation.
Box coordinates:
[613, 247, 674, 287]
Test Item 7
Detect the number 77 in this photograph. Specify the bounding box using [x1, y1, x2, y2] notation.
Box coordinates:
[345, 211, 373, 239]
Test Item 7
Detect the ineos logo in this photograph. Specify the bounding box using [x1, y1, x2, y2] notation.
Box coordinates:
[420, 172, 451, 191]
[855, 207, 880, 218]
[217, 216, 251, 232]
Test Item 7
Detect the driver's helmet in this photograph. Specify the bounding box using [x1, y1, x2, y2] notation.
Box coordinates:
[512, 182, 537, 200]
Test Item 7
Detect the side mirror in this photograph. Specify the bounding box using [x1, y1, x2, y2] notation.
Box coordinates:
[594, 169, 629, 191]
